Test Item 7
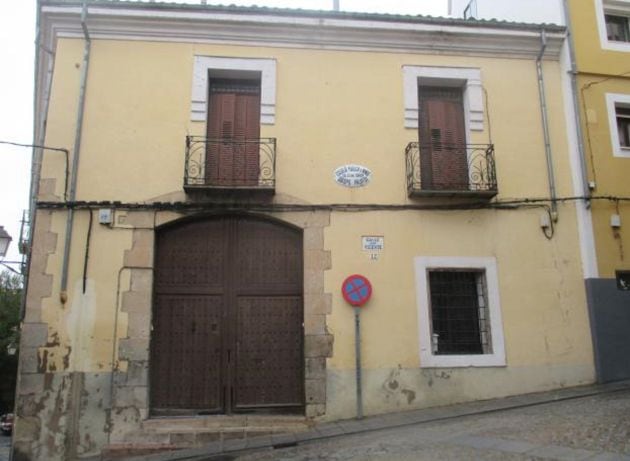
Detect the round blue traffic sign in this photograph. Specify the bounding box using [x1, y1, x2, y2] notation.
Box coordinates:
[342, 274, 372, 307]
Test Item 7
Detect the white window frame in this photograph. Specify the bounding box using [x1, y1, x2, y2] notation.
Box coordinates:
[414, 256, 506, 368]
[595, 0, 630, 52]
[191, 56, 276, 124]
[606, 93, 630, 158]
[402, 66, 484, 135]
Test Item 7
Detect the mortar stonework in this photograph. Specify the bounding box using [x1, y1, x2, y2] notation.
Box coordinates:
[14, 207, 66, 461]
[107, 209, 332, 448]
[111, 219, 154, 445]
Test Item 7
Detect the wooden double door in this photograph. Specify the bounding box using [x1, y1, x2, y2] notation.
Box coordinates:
[150, 216, 304, 415]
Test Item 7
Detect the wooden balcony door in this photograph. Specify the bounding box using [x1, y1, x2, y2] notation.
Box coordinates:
[418, 87, 469, 190]
[150, 216, 304, 415]
[206, 79, 261, 186]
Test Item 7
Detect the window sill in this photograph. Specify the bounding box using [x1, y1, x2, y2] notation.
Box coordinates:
[613, 146, 630, 158]
[419, 352, 506, 368]
[601, 39, 630, 52]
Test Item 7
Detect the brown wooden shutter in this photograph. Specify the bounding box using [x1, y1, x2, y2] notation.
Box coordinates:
[244, 93, 261, 183]
[206, 80, 260, 186]
[233, 91, 261, 184]
[419, 87, 468, 190]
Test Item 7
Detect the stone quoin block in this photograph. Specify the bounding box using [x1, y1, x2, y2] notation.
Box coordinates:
[305, 293, 333, 315]
[305, 357, 327, 379]
[305, 334, 334, 358]
[20, 323, 49, 348]
[304, 314, 326, 335]
[118, 338, 150, 362]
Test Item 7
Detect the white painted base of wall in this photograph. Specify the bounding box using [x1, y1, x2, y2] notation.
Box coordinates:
[324, 364, 595, 421]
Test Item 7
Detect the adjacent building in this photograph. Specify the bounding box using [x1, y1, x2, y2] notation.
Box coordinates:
[565, 0, 630, 383]
[15, 1, 600, 459]
[450, 0, 630, 385]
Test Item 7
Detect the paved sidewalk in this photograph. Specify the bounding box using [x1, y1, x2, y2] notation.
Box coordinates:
[125, 380, 630, 461]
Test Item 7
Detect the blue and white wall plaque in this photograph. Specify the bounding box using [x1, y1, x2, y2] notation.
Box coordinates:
[334, 164, 372, 188]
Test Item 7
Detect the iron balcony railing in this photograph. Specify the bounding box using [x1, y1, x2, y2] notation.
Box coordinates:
[405, 142, 498, 198]
[184, 136, 276, 192]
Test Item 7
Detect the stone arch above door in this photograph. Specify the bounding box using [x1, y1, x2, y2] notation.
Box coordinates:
[110, 210, 332, 443]
[151, 215, 305, 415]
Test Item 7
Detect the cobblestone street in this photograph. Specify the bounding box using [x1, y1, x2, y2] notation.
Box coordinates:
[232, 389, 630, 461]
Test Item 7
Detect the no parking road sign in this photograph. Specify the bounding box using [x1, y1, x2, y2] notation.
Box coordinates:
[341, 274, 372, 419]
[342, 274, 372, 307]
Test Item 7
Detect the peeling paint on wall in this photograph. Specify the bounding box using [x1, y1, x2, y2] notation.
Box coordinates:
[381, 366, 418, 407]
[65, 280, 97, 372]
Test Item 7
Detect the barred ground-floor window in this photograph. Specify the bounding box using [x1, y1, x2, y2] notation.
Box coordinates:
[415, 256, 506, 368]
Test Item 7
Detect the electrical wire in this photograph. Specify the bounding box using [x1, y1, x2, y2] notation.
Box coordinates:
[613, 198, 625, 261]
[581, 70, 630, 91]
[34, 195, 630, 213]
[0, 140, 70, 201]
[482, 86, 493, 145]
[0, 262, 22, 275]
[82, 209, 93, 293]
[578, 70, 630, 187]
[542, 205, 555, 240]
[31, 195, 628, 243]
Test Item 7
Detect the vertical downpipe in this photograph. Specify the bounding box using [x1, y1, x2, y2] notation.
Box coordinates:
[60, 2, 91, 303]
[561, 0, 591, 197]
[536, 30, 559, 219]
[61, 3, 91, 459]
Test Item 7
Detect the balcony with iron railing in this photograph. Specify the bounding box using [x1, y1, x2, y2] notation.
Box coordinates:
[405, 142, 497, 198]
[184, 136, 276, 194]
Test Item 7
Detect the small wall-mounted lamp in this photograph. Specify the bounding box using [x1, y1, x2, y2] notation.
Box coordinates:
[6, 343, 17, 356]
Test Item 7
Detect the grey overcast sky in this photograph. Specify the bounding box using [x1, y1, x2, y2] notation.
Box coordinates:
[0, 0, 447, 269]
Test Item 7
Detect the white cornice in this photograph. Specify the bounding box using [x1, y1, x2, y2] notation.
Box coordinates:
[40, 5, 565, 59]
[34, 4, 565, 146]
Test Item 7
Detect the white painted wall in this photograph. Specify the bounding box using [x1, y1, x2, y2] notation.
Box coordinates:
[448, 0, 565, 25]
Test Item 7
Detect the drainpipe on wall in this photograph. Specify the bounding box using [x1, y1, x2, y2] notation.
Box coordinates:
[536, 29, 559, 220]
[60, 1, 91, 304]
[561, 0, 591, 198]
[60, 4, 91, 458]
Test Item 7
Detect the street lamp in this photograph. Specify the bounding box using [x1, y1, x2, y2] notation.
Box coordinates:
[0, 226, 12, 259]
[0, 226, 24, 276]
[6, 343, 16, 356]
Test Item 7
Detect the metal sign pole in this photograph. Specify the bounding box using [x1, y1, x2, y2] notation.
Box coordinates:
[342, 274, 371, 420]
[354, 306, 363, 419]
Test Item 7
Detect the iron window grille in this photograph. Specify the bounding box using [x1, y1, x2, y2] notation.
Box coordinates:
[428, 269, 492, 355]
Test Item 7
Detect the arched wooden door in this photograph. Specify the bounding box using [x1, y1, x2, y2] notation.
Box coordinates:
[150, 216, 304, 415]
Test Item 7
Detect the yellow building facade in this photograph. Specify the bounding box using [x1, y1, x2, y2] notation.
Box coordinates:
[15, 1, 598, 459]
[565, 0, 630, 384]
